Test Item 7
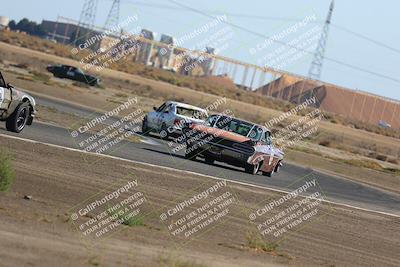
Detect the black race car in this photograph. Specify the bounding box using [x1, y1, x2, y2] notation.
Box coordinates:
[46, 64, 100, 86]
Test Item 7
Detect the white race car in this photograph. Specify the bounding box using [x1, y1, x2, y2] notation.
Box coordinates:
[142, 101, 208, 139]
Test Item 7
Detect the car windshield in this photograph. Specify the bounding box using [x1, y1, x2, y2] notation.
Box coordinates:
[176, 106, 207, 120]
[76, 68, 85, 74]
[248, 126, 264, 141]
[205, 115, 218, 126]
[215, 116, 255, 137]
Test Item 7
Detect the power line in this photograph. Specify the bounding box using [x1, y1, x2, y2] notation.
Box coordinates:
[331, 23, 400, 54]
[122, 0, 400, 56]
[166, 0, 400, 85]
[122, 0, 316, 22]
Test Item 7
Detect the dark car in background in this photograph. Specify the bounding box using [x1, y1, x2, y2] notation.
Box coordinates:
[46, 64, 100, 86]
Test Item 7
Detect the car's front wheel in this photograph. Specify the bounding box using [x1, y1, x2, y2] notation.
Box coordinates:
[245, 162, 261, 175]
[185, 142, 199, 160]
[274, 161, 282, 173]
[6, 102, 30, 133]
[262, 170, 274, 177]
[262, 163, 275, 177]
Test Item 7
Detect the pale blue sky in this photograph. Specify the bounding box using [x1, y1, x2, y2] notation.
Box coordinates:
[2, 0, 400, 100]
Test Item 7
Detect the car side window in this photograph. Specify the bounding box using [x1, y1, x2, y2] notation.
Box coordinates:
[0, 73, 6, 88]
[248, 126, 262, 141]
[263, 131, 272, 145]
[205, 115, 218, 127]
[164, 104, 173, 113]
[156, 103, 166, 112]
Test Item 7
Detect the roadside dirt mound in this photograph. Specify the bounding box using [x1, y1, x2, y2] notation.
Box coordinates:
[255, 74, 300, 96]
[200, 74, 238, 90]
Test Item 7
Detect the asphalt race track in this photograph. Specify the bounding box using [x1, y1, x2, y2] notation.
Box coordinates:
[1, 94, 400, 216]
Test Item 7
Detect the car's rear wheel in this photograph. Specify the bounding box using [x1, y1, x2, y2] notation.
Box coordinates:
[89, 80, 98, 86]
[6, 102, 30, 133]
[185, 145, 198, 160]
[52, 72, 61, 78]
[142, 117, 150, 135]
[160, 123, 169, 139]
[245, 162, 261, 175]
[204, 156, 214, 165]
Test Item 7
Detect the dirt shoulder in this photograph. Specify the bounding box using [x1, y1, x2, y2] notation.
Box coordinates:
[0, 135, 399, 267]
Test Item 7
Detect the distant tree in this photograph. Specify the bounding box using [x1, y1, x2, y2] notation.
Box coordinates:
[34, 24, 46, 37]
[17, 18, 35, 33]
[9, 18, 46, 37]
[8, 20, 17, 30]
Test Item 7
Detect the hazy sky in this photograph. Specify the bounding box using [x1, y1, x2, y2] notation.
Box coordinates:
[2, 0, 400, 100]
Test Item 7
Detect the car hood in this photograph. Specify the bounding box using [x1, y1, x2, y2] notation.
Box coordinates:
[191, 124, 251, 143]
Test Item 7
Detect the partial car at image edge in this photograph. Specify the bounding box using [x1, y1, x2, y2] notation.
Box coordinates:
[0, 71, 36, 133]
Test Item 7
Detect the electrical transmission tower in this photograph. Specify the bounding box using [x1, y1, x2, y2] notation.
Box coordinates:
[104, 0, 121, 33]
[74, 0, 99, 45]
[308, 0, 334, 80]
